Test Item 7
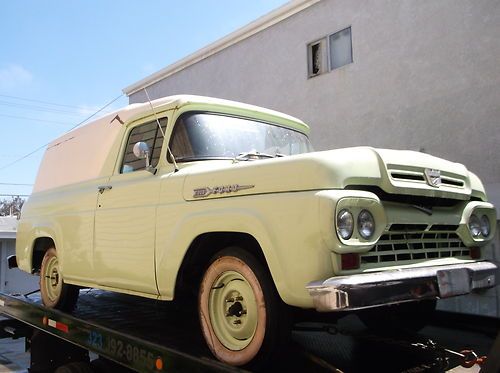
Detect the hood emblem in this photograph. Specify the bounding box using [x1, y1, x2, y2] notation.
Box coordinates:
[424, 169, 441, 188]
[193, 184, 254, 198]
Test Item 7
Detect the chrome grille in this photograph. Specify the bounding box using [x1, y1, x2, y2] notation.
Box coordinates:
[361, 224, 469, 264]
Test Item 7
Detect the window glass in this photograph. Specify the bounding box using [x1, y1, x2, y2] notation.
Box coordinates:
[329, 27, 353, 69]
[121, 118, 167, 173]
[170, 113, 312, 162]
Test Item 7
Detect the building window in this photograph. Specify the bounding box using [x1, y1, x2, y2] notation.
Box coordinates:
[307, 27, 353, 78]
[307, 38, 326, 77]
[329, 27, 352, 70]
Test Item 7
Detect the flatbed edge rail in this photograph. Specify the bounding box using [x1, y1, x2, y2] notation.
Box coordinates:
[0, 293, 241, 373]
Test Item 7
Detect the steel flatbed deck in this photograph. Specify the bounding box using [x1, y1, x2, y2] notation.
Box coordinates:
[0, 289, 498, 372]
[0, 290, 242, 373]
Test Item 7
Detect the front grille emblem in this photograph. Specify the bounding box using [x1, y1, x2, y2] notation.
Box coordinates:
[424, 168, 441, 187]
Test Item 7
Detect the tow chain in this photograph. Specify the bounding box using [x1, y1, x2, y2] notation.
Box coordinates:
[294, 323, 487, 371]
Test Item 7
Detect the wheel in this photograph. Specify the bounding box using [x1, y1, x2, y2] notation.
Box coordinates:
[198, 247, 290, 367]
[54, 362, 94, 373]
[40, 248, 79, 311]
[358, 299, 437, 333]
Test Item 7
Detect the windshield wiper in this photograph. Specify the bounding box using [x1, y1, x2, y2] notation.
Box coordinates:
[234, 151, 283, 162]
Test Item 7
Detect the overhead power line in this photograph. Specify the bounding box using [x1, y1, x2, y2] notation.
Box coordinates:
[0, 93, 125, 171]
[0, 182, 33, 186]
[0, 113, 72, 126]
[0, 100, 86, 117]
[0, 93, 84, 109]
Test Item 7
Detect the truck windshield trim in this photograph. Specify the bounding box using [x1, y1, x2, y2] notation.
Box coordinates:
[168, 111, 313, 163]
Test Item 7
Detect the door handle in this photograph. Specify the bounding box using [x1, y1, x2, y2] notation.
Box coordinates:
[98, 185, 113, 194]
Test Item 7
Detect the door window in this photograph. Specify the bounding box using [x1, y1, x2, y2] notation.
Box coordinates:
[121, 118, 167, 173]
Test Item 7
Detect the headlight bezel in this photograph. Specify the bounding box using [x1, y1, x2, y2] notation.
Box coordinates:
[332, 195, 385, 246]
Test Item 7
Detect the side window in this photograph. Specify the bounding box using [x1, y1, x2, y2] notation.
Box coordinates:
[121, 118, 167, 173]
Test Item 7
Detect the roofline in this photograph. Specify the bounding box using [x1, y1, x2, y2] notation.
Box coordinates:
[123, 0, 320, 96]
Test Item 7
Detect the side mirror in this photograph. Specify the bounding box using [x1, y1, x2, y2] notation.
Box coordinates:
[133, 142, 154, 173]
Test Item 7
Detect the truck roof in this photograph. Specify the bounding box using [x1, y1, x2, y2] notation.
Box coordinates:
[33, 95, 309, 193]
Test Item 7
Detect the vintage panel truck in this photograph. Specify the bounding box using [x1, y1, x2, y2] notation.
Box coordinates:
[13, 95, 498, 367]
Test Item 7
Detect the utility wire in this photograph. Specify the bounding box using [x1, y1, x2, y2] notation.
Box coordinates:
[0, 182, 33, 186]
[0, 100, 87, 116]
[0, 93, 124, 171]
[0, 93, 86, 109]
[0, 194, 30, 197]
[0, 113, 72, 126]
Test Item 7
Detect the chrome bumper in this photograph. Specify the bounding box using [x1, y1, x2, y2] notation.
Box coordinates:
[306, 261, 499, 312]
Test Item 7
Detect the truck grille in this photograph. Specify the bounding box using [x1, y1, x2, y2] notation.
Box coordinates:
[361, 224, 469, 264]
[389, 169, 465, 188]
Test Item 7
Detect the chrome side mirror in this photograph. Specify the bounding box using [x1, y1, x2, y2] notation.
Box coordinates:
[133, 142, 154, 173]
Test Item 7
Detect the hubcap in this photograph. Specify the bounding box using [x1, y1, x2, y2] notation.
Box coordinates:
[208, 271, 258, 351]
[43, 256, 62, 302]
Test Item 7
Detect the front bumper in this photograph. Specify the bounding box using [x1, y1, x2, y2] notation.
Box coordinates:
[306, 261, 499, 312]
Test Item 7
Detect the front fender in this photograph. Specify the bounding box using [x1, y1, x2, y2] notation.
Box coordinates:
[155, 191, 332, 307]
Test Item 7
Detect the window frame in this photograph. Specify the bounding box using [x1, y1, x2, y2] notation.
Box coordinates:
[119, 117, 168, 174]
[328, 26, 353, 71]
[167, 111, 312, 163]
[307, 26, 353, 78]
[307, 37, 327, 78]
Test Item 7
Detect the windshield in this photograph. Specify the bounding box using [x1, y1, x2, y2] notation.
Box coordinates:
[170, 112, 313, 161]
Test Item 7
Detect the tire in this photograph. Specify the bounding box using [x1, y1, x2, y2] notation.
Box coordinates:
[40, 248, 79, 312]
[198, 247, 290, 368]
[54, 362, 94, 373]
[358, 299, 437, 333]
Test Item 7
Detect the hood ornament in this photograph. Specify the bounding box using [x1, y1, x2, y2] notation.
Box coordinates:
[193, 184, 254, 198]
[424, 169, 441, 188]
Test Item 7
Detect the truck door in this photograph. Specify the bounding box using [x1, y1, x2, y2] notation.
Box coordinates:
[93, 119, 166, 295]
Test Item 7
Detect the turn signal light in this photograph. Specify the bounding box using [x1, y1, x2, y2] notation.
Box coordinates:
[470, 247, 481, 259]
[341, 253, 360, 270]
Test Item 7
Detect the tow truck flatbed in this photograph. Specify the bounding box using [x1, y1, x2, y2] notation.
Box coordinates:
[0, 289, 498, 372]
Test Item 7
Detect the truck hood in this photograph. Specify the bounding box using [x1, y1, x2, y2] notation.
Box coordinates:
[181, 147, 486, 201]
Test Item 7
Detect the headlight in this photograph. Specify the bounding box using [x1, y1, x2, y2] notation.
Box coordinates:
[480, 215, 490, 237]
[358, 209, 375, 239]
[337, 209, 354, 240]
[468, 214, 481, 237]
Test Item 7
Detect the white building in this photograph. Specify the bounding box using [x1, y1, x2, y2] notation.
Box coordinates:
[0, 216, 38, 294]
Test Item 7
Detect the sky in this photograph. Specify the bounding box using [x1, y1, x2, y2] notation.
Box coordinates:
[0, 0, 289, 198]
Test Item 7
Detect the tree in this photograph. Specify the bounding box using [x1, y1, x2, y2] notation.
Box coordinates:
[0, 196, 25, 216]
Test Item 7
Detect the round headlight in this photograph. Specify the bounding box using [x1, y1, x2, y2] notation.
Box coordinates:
[480, 215, 490, 237]
[358, 209, 375, 239]
[337, 209, 354, 240]
[468, 214, 481, 237]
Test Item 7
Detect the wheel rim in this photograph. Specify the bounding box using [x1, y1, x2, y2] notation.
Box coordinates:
[208, 270, 258, 351]
[43, 255, 62, 302]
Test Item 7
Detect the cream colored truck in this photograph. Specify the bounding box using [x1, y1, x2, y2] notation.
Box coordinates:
[13, 95, 498, 367]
